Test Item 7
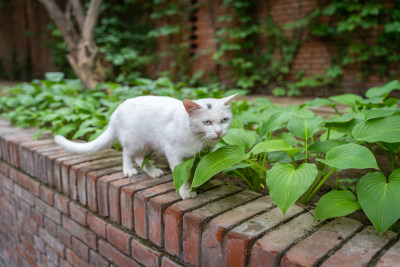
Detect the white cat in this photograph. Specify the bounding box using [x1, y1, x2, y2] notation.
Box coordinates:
[54, 94, 237, 199]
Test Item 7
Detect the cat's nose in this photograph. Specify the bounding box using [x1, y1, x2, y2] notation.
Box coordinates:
[216, 130, 222, 137]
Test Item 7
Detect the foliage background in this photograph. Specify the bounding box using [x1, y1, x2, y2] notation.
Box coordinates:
[1, 0, 400, 96]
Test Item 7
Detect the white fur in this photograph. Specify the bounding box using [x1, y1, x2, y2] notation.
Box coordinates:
[54, 94, 236, 199]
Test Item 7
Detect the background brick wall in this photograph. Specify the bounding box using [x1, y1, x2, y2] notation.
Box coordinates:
[0, 119, 400, 266]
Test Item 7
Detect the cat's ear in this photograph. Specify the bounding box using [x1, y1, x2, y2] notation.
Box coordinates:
[183, 100, 203, 115]
[222, 94, 238, 106]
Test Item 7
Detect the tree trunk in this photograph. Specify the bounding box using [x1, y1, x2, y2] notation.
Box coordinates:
[38, 0, 105, 89]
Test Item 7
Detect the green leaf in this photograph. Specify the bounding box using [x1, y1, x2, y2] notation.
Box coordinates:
[324, 112, 354, 124]
[353, 115, 400, 143]
[362, 108, 399, 121]
[267, 163, 318, 214]
[287, 116, 323, 140]
[317, 143, 378, 170]
[329, 94, 363, 106]
[72, 127, 96, 140]
[357, 170, 400, 233]
[365, 80, 400, 99]
[315, 190, 361, 220]
[54, 124, 77, 136]
[33, 129, 45, 140]
[222, 129, 256, 150]
[45, 72, 65, 82]
[251, 140, 293, 155]
[308, 140, 348, 153]
[259, 108, 297, 137]
[173, 157, 196, 194]
[192, 145, 248, 188]
[305, 98, 336, 108]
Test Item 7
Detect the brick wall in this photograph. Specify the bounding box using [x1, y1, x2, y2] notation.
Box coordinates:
[0, 118, 399, 267]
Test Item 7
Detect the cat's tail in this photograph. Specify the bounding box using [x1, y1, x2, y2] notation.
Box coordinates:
[54, 126, 117, 154]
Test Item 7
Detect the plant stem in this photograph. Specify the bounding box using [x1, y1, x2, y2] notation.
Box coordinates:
[305, 167, 336, 204]
[301, 165, 327, 203]
[289, 154, 298, 169]
[245, 158, 268, 173]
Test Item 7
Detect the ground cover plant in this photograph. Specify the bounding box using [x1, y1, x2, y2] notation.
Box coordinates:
[1, 75, 400, 234]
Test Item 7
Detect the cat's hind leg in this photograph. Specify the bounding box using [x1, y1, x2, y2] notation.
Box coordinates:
[135, 156, 164, 178]
[123, 150, 138, 177]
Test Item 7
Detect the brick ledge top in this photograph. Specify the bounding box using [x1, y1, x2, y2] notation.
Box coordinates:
[0, 119, 399, 267]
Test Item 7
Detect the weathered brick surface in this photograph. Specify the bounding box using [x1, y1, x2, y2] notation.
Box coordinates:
[164, 185, 242, 257]
[281, 217, 364, 267]
[250, 211, 320, 267]
[120, 174, 173, 231]
[183, 190, 260, 266]
[0, 123, 398, 267]
[202, 195, 274, 266]
[322, 226, 396, 266]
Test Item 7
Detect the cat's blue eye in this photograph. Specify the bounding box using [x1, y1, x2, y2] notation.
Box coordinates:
[203, 120, 212, 125]
[221, 118, 229, 123]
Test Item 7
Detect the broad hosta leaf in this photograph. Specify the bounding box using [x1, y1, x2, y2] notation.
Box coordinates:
[308, 140, 348, 153]
[192, 145, 249, 188]
[365, 80, 400, 98]
[251, 140, 293, 155]
[362, 108, 399, 121]
[357, 170, 400, 233]
[288, 116, 323, 141]
[223, 129, 256, 150]
[54, 124, 77, 136]
[259, 108, 297, 137]
[329, 94, 363, 106]
[324, 112, 354, 124]
[45, 72, 65, 82]
[173, 157, 196, 193]
[317, 143, 378, 170]
[315, 190, 361, 220]
[305, 98, 336, 108]
[267, 163, 318, 214]
[353, 115, 400, 143]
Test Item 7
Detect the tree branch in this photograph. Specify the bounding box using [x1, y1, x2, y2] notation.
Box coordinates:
[82, 0, 103, 42]
[69, 0, 85, 32]
[38, 0, 79, 50]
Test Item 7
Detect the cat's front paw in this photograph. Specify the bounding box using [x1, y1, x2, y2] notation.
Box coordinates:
[179, 186, 197, 199]
[147, 168, 164, 178]
[123, 168, 138, 177]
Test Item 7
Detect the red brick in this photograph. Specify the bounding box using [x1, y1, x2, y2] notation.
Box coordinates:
[120, 174, 173, 231]
[65, 248, 90, 267]
[322, 226, 396, 266]
[48, 150, 76, 192]
[60, 258, 73, 267]
[17, 172, 40, 196]
[54, 193, 70, 214]
[0, 161, 9, 176]
[57, 224, 72, 248]
[161, 256, 184, 267]
[34, 146, 64, 185]
[98, 239, 140, 267]
[89, 250, 109, 267]
[87, 213, 107, 239]
[377, 240, 400, 267]
[40, 185, 54, 205]
[62, 216, 97, 250]
[44, 216, 57, 236]
[281, 217, 364, 267]
[250, 212, 320, 267]
[18, 210, 38, 235]
[35, 198, 61, 224]
[39, 227, 65, 257]
[69, 156, 121, 202]
[14, 183, 35, 206]
[72, 236, 89, 261]
[106, 224, 131, 254]
[69, 201, 87, 225]
[2, 132, 36, 168]
[97, 172, 125, 217]
[19, 200, 31, 217]
[148, 191, 181, 247]
[131, 238, 161, 266]
[86, 166, 121, 212]
[183, 190, 260, 266]
[134, 181, 175, 239]
[164, 185, 242, 257]
[77, 157, 122, 206]
[19, 139, 54, 177]
[31, 208, 44, 226]
[202, 196, 274, 266]
[224, 205, 304, 267]
[34, 235, 46, 253]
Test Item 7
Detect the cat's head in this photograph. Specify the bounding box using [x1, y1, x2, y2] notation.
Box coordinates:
[183, 94, 237, 141]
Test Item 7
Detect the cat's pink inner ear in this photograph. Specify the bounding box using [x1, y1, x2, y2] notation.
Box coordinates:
[223, 93, 238, 106]
[183, 100, 202, 115]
